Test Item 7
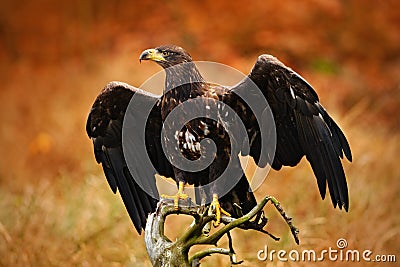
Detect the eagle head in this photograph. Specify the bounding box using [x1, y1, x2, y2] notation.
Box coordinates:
[139, 45, 193, 68]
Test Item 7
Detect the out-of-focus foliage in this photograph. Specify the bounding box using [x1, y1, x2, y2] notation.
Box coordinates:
[0, 0, 399, 266]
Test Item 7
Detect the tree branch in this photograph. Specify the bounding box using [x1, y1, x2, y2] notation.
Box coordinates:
[189, 247, 231, 267]
[144, 196, 299, 266]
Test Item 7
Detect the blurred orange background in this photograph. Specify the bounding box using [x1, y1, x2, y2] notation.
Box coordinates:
[0, 0, 399, 266]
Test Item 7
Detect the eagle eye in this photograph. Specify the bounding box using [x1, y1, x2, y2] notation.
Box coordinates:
[162, 51, 170, 57]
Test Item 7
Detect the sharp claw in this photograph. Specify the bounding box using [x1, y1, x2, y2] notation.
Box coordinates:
[209, 194, 231, 226]
[174, 196, 179, 210]
[220, 207, 231, 216]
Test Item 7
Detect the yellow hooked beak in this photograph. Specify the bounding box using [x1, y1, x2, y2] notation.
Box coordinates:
[139, 48, 166, 62]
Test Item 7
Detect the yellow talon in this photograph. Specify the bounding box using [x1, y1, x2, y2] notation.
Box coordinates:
[161, 181, 188, 210]
[209, 194, 231, 226]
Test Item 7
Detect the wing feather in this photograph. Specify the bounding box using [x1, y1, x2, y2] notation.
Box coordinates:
[225, 55, 352, 211]
[86, 81, 173, 233]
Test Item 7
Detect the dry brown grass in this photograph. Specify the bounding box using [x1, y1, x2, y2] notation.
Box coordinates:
[1, 1, 399, 266]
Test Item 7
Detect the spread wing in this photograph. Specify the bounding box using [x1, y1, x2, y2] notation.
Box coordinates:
[86, 81, 173, 233]
[224, 55, 352, 211]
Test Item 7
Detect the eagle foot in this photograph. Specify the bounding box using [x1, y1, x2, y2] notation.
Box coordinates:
[208, 194, 231, 226]
[161, 181, 188, 210]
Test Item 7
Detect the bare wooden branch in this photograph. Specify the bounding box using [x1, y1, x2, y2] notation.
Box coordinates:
[144, 196, 299, 266]
[189, 247, 231, 267]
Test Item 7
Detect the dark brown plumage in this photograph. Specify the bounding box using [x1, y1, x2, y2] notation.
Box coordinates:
[86, 45, 352, 234]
